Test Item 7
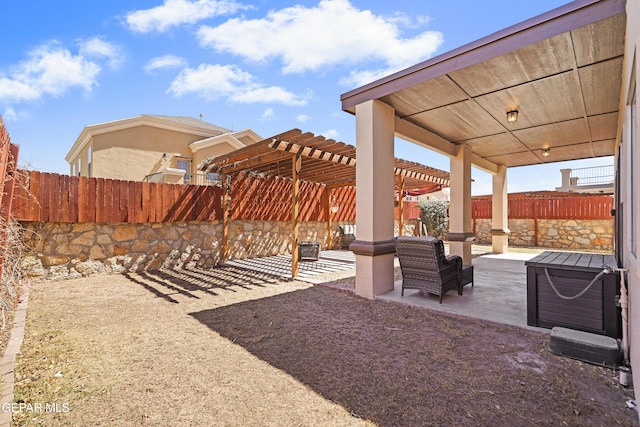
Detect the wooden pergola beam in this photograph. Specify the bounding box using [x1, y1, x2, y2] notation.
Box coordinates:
[291, 153, 301, 278]
[220, 173, 230, 265]
[269, 139, 357, 167]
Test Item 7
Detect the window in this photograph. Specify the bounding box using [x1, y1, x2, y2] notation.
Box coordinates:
[206, 172, 220, 183]
[177, 159, 191, 183]
[87, 146, 92, 177]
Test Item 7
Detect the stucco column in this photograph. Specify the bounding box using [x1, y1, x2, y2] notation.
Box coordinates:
[448, 144, 474, 264]
[491, 164, 510, 254]
[351, 100, 396, 299]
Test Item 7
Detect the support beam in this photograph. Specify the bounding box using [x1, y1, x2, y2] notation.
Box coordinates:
[448, 144, 474, 265]
[395, 117, 457, 157]
[220, 173, 230, 264]
[326, 187, 333, 249]
[396, 175, 404, 236]
[491, 165, 510, 254]
[351, 100, 396, 299]
[291, 153, 301, 278]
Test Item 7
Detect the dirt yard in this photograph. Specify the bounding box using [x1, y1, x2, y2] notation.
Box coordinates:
[9, 266, 639, 426]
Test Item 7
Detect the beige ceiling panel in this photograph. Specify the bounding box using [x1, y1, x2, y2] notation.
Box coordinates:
[449, 33, 574, 97]
[512, 118, 590, 150]
[382, 76, 467, 117]
[466, 133, 525, 157]
[410, 100, 504, 142]
[537, 143, 597, 163]
[579, 57, 623, 116]
[475, 71, 584, 129]
[572, 14, 626, 67]
[589, 112, 619, 142]
[483, 150, 541, 168]
[592, 139, 616, 157]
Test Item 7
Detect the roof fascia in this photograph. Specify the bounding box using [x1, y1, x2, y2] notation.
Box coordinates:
[230, 128, 262, 143]
[189, 133, 248, 153]
[65, 115, 225, 162]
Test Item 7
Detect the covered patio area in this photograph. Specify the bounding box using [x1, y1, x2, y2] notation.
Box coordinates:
[340, 0, 625, 299]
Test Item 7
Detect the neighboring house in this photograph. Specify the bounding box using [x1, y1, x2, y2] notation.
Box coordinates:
[555, 164, 615, 194]
[65, 114, 262, 185]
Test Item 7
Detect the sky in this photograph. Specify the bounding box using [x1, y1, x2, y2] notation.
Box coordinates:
[0, 0, 613, 196]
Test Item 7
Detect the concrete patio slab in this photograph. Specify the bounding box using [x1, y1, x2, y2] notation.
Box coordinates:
[377, 252, 549, 332]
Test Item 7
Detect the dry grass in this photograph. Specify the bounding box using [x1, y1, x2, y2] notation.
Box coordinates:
[9, 265, 639, 427]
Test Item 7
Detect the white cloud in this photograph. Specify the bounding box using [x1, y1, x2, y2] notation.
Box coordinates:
[78, 37, 124, 70]
[2, 106, 28, 122]
[0, 42, 101, 104]
[230, 87, 310, 106]
[168, 63, 311, 105]
[145, 55, 188, 74]
[296, 114, 309, 123]
[125, 0, 250, 33]
[197, 0, 443, 74]
[323, 128, 339, 140]
[260, 108, 275, 121]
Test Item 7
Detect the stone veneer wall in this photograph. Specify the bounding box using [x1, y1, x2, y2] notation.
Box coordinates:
[474, 219, 614, 251]
[19, 220, 352, 281]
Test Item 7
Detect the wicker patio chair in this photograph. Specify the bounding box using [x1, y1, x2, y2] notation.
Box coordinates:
[394, 236, 463, 303]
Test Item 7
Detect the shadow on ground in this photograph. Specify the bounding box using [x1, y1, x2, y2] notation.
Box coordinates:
[123, 265, 285, 303]
[190, 286, 638, 427]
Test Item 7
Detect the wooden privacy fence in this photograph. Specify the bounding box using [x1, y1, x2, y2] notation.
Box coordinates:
[12, 171, 222, 223]
[0, 118, 19, 277]
[230, 173, 356, 222]
[11, 170, 359, 224]
[472, 195, 614, 220]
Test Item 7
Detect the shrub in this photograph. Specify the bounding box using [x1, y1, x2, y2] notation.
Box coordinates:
[419, 200, 449, 238]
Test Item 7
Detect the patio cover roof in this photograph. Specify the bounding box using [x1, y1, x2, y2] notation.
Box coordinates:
[340, 0, 626, 172]
[200, 128, 450, 189]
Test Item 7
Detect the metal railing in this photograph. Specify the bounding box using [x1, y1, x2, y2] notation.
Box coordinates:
[185, 172, 221, 186]
[143, 172, 164, 183]
[143, 171, 221, 186]
[569, 165, 614, 186]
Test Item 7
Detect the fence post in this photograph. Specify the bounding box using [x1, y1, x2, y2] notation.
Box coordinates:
[533, 198, 538, 247]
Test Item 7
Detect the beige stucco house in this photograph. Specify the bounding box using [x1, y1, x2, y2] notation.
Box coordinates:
[65, 115, 262, 185]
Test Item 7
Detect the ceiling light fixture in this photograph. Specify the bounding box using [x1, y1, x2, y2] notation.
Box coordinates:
[542, 148, 550, 157]
[506, 110, 518, 123]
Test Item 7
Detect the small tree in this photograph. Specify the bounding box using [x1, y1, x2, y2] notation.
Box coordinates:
[418, 200, 449, 238]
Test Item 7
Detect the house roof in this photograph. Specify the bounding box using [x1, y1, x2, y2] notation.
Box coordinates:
[65, 114, 233, 163]
[188, 129, 263, 155]
[340, 0, 626, 172]
[200, 128, 450, 189]
[143, 115, 231, 135]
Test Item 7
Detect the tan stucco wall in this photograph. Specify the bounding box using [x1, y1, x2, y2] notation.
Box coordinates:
[68, 126, 243, 181]
[622, 0, 640, 405]
[90, 126, 199, 181]
[68, 144, 90, 177]
[191, 142, 238, 171]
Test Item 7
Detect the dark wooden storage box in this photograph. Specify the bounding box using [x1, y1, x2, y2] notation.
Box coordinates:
[525, 251, 620, 338]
